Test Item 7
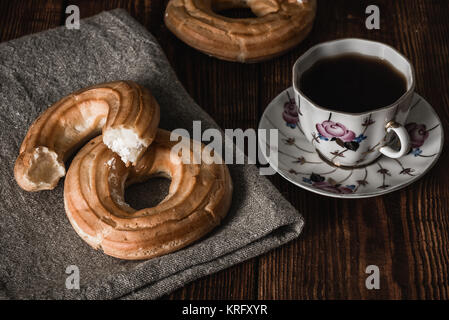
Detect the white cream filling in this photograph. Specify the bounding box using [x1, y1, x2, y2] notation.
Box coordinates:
[26, 147, 65, 189]
[103, 127, 148, 164]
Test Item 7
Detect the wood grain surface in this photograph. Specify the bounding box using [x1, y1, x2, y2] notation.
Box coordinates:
[1, 0, 448, 300]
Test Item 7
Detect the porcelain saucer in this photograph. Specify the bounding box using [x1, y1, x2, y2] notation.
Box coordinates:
[258, 87, 443, 198]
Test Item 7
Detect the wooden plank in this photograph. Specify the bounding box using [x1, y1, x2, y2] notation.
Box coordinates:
[257, 0, 449, 299]
[0, 0, 448, 300]
[0, 0, 63, 42]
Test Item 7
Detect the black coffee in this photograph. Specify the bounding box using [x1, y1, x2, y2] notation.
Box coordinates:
[298, 53, 408, 113]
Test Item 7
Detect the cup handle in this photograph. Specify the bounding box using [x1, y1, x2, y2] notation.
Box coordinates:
[379, 121, 411, 159]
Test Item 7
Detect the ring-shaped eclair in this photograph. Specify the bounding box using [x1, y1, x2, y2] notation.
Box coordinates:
[64, 129, 233, 260]
[165, 0, 317, 62]
[14, 81, 160, 191]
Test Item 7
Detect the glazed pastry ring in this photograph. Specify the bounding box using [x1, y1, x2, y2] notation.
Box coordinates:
[164, 0, 317, 62]
[64, 129, 233, 260]
[14, 81, 160, 191]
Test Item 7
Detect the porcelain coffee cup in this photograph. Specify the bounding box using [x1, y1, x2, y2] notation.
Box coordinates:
[293, 38, 415, 168]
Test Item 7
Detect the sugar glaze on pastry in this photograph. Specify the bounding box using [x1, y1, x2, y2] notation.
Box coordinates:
[165, 0, 317, 62]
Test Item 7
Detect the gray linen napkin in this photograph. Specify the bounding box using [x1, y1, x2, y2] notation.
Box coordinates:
[0, 9, 304, 300]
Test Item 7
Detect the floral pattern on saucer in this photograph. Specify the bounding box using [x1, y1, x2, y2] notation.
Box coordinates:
[282, 91, 299, 128]
[259, 88, 443, 198]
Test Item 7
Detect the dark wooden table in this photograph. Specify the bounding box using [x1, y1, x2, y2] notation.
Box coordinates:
[1, 0, 448, 300]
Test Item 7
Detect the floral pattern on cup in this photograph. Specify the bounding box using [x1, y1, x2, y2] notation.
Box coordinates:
[406, 123, 429, 149]
[315, 119, 368, 152]
[405, 122, 432, 157]
[263, 89, 442, 197]
[316, 121, 356, 142]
